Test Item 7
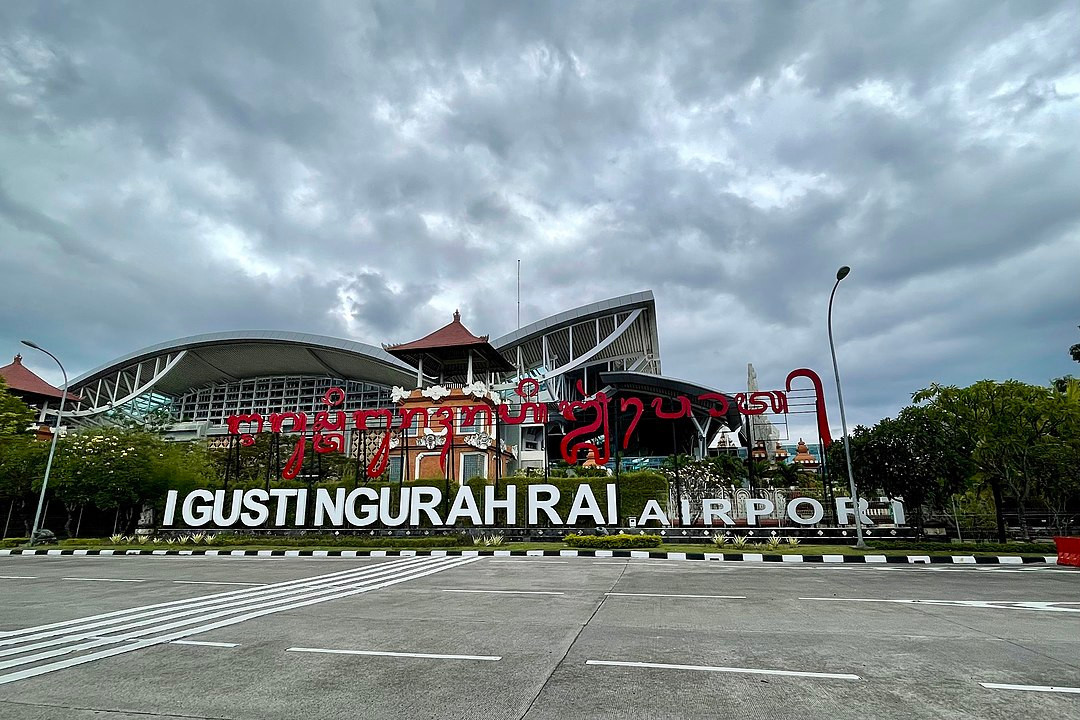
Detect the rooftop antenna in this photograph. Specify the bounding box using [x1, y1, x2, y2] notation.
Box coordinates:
[516, 259, 521, 329]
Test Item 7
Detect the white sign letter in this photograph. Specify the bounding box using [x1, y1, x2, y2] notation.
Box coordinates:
[181, 490, 214, 527]
[410, 486, 444, 526]
[835, 497, 874, 525]
[702, 498, 734, 526]
[567, 484, 605, 525]
[786, 497, 824, 525]
[484, 485, 516, 525]
[212, 490, 244, 527]
[446, 485, 482, 525]
[162, 490, 178, 526]
[528, 484, 562, 525]
[745, 498, 775, 526]
[241, 489, 270, 527]
[636, 499, 670, 526]
[345, 487, 378, 526]
[314, 488, 346, 527]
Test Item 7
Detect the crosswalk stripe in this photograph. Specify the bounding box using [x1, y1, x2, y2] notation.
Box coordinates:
[0, 556, 476, 686]
[0, 556, 439, 663]
[0, 555, 430, 647]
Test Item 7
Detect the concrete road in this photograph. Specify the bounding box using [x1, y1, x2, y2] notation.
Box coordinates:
[0, 555, 1077, 719]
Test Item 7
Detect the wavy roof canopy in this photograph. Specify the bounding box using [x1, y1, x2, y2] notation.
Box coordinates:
[493, 291, 661, 377]
[68, 331, 417, 399]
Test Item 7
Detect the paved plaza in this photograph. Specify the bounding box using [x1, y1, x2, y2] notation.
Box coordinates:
[0, 555, 1077, 719]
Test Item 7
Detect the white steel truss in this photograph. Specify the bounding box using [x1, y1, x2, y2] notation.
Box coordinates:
[43, 351, 187, 420]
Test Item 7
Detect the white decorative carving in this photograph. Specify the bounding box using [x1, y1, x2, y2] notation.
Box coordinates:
[390, 386, 410, 403]
[464, 432, 492, 450]
[463, 381, 488, 398]
[421, 385, 451, 401]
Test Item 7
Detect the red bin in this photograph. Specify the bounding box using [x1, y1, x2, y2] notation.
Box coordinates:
[1054, 537, 1080, 567]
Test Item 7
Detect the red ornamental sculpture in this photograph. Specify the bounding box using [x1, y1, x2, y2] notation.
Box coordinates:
[224, 369, 833, 481]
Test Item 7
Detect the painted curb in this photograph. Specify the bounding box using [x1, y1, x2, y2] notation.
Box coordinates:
[0, 548, 1063, 564]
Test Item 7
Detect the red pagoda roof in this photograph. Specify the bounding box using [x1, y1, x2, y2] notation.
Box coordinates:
[385, 310, 490, 352]
[0, 354, 71, 400]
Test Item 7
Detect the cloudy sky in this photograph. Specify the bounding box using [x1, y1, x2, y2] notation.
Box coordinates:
[2, 0, 1078, 434]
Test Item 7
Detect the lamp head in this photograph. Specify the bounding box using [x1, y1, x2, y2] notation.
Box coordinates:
[836, 266, 851, 281]
[20, 340, 40, 350]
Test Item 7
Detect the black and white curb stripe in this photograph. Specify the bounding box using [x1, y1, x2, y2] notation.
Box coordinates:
[0, 548, 1061, 564]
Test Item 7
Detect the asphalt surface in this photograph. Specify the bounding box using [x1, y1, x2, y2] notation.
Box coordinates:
[0, 555, 1077, 719]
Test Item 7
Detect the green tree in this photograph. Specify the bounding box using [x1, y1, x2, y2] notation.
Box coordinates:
[0, 436, 48, 535]
[52, 427, 212, 535]
[914, 380, 1069, 541]
[766, 461, 803, 489]
[0, 378, 34, 439]
[863, 405, 973, 536]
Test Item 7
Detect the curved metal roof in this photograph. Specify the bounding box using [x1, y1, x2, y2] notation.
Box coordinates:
[68, 331, 417, 397]
[492, 290, 656, 350]
[492, 291, 662, 379]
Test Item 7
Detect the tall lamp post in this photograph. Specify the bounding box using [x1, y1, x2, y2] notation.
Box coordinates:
[827, 267, 867, 549]
[21, 340, 67, 546]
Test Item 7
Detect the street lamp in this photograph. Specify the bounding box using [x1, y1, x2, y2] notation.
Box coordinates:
[20, 340, 67, 546]
[827, 267, 867, 549]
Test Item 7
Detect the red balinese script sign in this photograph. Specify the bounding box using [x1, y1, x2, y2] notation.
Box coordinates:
[225, 368, 832, 481]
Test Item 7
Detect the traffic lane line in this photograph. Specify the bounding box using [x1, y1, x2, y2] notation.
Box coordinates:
[585, 659, 860, 681]
[800, 597, 1080, 613]
[169, 640, 239, 648]
[287, 647, 500, 661]
[60, 577, 146, 583]
[604, 592, 746, 599]
[173, 581, 268, 586]
[440, 589, 565, 595]
[980, 682, 1080, 694]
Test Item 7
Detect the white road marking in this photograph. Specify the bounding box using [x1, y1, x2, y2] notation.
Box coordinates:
[488, 560, 569, 564]
[586, 659, 860, 680]
[441, 589, 564, 595]
[604, 592, 747, 599]
[169, 640, 239, 648]
[0, 556, 439, 659]
[0, 558, 430, 644]
[0, 576, 36, 580]
[800, 597, 1080, 613]
[0, 556, 477, 685]
[173, 581, 268, 586]
[60, 577, 145, 583]
[981, 682, 1080, 694]
[287, 647, 500, 661]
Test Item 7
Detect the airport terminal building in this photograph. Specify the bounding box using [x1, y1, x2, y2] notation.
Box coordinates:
[29, 291, 748, 477]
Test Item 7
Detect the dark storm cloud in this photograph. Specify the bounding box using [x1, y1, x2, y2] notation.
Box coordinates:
[1, 0, 1078, 432]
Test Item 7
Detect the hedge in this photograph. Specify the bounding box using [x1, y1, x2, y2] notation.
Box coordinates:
[564, 533, 663, 549]
[865, 540, 1057, 553]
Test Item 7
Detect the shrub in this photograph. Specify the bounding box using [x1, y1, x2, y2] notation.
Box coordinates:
[865, 540, 1056, 553]
[785, 536, 801, 547]
[710, 534, 728, 548]
[765, 536, 782, 549]
[730, 535, 749, 549]
[472, 533, 505, 547]
[564, 533, 662, 549]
